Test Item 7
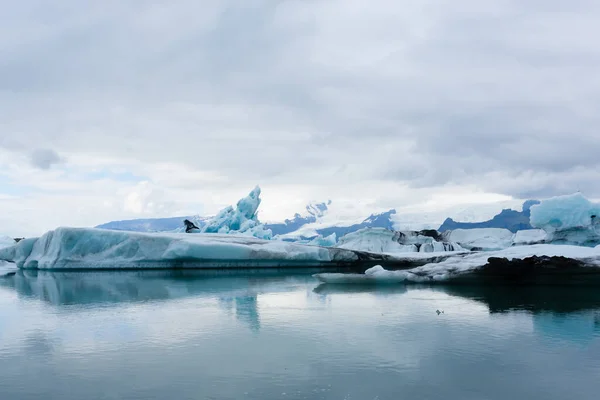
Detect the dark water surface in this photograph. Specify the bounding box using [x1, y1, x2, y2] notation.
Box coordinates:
[2, 270, 600, 400]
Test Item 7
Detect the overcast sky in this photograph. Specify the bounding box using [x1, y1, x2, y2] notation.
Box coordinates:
[2, 0, 599, 236]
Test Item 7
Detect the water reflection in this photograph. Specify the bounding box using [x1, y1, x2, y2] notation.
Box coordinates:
[5, 270, 600, 342]
[3, 271, 600, 399]
[434, 285, 600, 344]
[218, 295, 261, 332]
[0, 270, 321, 333]
[436, 285, 600, 315]
[0, 269, 317, 306]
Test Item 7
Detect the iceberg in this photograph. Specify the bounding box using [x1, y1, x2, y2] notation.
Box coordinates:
[512, 229, 547, 245]
[335, 228, 463, 254]
[195, 186, 273, 240]
[0, 227, 418, 270]
[306, 233, 337, 247]
[0, 236, 17, 277]
[443, 228, 514, 251]
[268, 200, 331, 236]
[529, 193, 600, 246]
[314, 244, 600, 285]
[0, 269, 312, 306]
[530, 193, 600, 231]
[276, 233, 338, 247]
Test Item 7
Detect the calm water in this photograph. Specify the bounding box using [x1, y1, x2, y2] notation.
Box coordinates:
[2, 270, 600, 400]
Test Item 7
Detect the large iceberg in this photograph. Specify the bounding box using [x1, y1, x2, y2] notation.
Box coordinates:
[0, 227, 416, 270]
[529, 193, 600, 246]
[335, 228, 463, 254]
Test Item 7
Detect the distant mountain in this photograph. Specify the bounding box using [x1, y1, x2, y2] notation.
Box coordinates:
[94, 200, 396, 240]
[267, 201, 331, 236]
[96, 198, 538, 238]
[312, 209, 397, 238]
[438, 200, 540, 233]
[279, 209, 397, 241]
[96, 201, 332, 235]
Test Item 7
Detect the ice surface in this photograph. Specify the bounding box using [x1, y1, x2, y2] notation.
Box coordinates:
[335, 228, 463, 254]
[0, 236, 15, 249]
[512, 229, 547, 245]
[530, 193, 600, 232]
[306, 233, 337, 247]
[196, 186, 273, 239]
[529, 193, 600, 246]
[444, 228, 514, 251]
[314, 244, 600, 284]
[0, 227, 370, 270]
[336, 228, 418, 254]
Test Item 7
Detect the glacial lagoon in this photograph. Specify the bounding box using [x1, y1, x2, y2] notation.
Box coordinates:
[1, 270, 600, 400]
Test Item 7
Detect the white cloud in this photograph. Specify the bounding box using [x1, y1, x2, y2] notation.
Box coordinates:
[1, 0, 599, 236]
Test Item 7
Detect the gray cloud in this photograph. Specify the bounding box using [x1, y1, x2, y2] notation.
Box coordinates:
[30, 149, 63, 170]
[1, 0, 600, 202]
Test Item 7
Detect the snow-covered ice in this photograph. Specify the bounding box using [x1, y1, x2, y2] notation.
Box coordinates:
[314, 244, 600, 284]
[443, 228, 514, 251]
[0, 227, 380, 270]
[306, 233, 337, 247]
[512, 229, 547, 245]
[335, 228, 463, 254]
[0, 236, 15, 249]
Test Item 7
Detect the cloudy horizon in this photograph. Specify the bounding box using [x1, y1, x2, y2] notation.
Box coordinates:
[2, 0, 599, 237]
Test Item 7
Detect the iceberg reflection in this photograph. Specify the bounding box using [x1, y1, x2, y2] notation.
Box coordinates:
[0, 269, 314, 307]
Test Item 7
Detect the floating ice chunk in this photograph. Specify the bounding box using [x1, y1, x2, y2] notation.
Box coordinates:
[365, 265, 385, 275]
[335, 228, 461, 254]
[445, 228, 513, 251]
[512, 229, 547, 245]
